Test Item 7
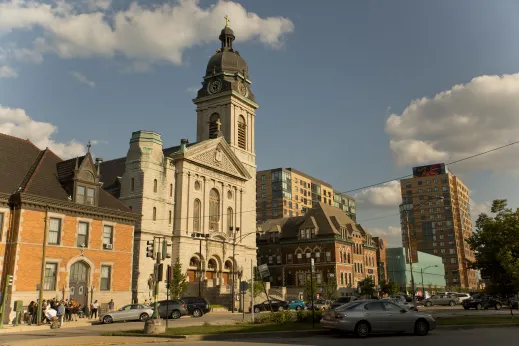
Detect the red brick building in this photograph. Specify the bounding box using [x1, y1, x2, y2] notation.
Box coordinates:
[373, 237, 388, 283]
[257, 202, 381, 297]
[0, 134, 137, 322]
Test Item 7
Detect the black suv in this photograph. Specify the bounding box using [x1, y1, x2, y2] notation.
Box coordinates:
[330, 296, 360, 310]
[462, 294, 505, 310]
[180, 297, 211, 317]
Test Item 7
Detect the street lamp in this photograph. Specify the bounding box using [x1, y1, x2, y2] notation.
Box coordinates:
[403, 196, 444, 308]
[237, 267, 244, 313]
[421, 265, 438, 298]
[191, 232, 209, 297]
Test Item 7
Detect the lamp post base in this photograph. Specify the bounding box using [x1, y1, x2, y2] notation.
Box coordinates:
[143, 318, 166, 335]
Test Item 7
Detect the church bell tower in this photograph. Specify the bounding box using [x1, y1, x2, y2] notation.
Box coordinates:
[193, 16, 259, 170]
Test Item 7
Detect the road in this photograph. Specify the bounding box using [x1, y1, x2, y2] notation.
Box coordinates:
[127, 327, 519, 345]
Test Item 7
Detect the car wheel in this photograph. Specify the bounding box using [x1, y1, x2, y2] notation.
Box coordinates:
[103, 315, 113, 324]
[476, 303, 482, 310]
[495, 303, 502, 310]
[171, 310, 181, 319]
[463, 306, 469, 310]
[449, 301, 456, 307]
[139, 313, 149, 322]
[355, 321, 370, 338]
[414, 319, 429, 336]
[254, 307, 261, 314]
[192, 308, 203, 318]
[278, 306, 284, 312]
[295, 306, 302, 311]
[425, 301, 432, 307]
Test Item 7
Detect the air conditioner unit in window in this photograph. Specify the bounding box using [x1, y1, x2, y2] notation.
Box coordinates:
[104, 244, 113, 250]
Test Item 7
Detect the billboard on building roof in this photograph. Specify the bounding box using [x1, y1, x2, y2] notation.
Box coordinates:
[412, 163, 446, 177]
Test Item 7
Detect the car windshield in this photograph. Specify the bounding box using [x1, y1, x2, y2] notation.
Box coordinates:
[336, 301, 364, 311]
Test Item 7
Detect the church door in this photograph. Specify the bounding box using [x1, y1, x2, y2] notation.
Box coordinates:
[222, 272, 230, 286]
[69, 261, 90, 307]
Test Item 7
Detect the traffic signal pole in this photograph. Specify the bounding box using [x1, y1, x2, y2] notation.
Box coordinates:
[146, 237, 171, 320]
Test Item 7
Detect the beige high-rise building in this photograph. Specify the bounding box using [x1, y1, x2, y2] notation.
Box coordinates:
[399, 163, 478, 289]
[256, 168, 356, 224]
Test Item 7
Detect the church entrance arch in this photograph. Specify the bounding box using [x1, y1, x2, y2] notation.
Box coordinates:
[69, 261, 90, 307]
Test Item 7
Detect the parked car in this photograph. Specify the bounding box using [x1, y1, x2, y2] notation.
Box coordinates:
[423, 294, 459, 307]
[330, 296, 360, 310]
[156, 300, 189, 319]
[99, 304, 153, 324]
[321, 300, 436, 337]
[286, 298, 306, 310]
[252, 299, 289, 313]
[308, 299, 333, 310]
[180, 297, 211, 317]
[455, 293, 471, 302]
[461, 294, 505, 310]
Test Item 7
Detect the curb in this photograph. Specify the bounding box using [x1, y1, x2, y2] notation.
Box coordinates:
[437, 323, 519, 330]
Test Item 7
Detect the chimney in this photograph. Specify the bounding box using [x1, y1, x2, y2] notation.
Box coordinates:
[95, 158, 103, 176]
[179, 139, 189, 153]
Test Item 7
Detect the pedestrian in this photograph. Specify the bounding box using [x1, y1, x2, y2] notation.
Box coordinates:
[57, 303, 65, 326]
[108, 299, 115, 312]
[90, 300, 99, 319]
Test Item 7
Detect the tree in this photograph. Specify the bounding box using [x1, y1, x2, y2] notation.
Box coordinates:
[388, 281, 400, 296]
[321, 277, 338, 300]
[168, 258, 188, 299]
[467, 200, 519, 296]
[247, 279, 264, 300]
[304, 277, 317, 301]
[379, 280, 391, 296]
[358, 277, 376, 297]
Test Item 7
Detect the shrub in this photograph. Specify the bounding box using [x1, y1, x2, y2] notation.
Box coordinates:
[254, 310, 322, 324]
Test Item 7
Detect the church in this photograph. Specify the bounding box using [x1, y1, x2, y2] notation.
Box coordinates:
[100, 20, 258, 305]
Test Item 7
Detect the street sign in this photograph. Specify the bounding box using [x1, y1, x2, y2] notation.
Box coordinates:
[310, 258, 315, 273]
[258, 264, 270, 278]
[240, 281, 249, 292]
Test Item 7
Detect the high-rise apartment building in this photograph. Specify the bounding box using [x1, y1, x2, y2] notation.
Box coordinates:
[256, 168, 356, 224]
[399, 163, 478, 289]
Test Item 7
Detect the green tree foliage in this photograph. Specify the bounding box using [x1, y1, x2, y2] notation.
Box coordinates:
[304, 277, 317, 301]
[379, 280, 399, 296]
[321, 277, 338, 300]
[467, 199, 519, 295]
[358, 277, 376, 297]
[168, 258, 188, 299]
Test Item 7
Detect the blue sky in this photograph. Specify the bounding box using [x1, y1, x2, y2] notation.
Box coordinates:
[2, 0, 519, 245]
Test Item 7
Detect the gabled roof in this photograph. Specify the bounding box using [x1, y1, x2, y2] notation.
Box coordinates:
[0, 133, 135, 214]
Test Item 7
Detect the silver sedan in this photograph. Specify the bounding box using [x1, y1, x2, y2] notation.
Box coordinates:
[320, 300, 436, 337]
[99, 304, 154, 324]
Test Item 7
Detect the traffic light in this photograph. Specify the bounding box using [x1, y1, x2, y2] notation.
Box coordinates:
[156, 263, 164, 282]
[166, 265, 172, 283]
[146, 240, 155, 259]
[162, 241, 172, 260]
[7, 275, 13, 286]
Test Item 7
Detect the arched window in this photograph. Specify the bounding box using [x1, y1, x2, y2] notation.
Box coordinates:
[131, 178, 135, 192]
[209, 113, 220, 139]
[227, 207, 233, 230]
[168, 211, 172, 225]
[153, 179, 158, 193]
[237, 115, 246, 150]
[209, 189, 220, 231]
[170, 184, 173, 197]
[153, 207, 156, 221]
[193, 199, 201, 232]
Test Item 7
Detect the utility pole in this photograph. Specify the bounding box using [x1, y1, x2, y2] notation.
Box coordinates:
[405, 213, 417, 308]
[231, 229, 236, 313]
[251, 260, 254, 324]
[37, 205, 49, 326]
[310, 258, 315, 329]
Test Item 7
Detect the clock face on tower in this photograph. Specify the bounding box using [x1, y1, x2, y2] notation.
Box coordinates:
[238, 82, 248, 97]
[208, 80, 222, 94]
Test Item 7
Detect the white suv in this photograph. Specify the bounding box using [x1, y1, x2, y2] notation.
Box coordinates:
[455, 293, 471, 302]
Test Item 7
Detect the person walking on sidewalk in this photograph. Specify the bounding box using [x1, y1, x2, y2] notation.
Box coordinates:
[57, 303, 65, 326]
[90, 300, 99, 319]
[108, 299, 115, 312]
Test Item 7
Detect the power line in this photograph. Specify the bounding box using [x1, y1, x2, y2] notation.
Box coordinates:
[137, 140, 517, 223]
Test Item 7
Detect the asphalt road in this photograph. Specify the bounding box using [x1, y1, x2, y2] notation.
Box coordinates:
[126, 327, 519, 346]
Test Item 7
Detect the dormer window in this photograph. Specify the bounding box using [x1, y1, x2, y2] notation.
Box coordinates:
[76, 185, 95, 205]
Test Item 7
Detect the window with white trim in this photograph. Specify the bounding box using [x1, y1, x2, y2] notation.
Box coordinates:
[44, 263, 57, 291]
[48, 218, 61, 245]
[103, 225, 113, 249]
[77, 222, 89, 248]
[100, 265, 111, 291]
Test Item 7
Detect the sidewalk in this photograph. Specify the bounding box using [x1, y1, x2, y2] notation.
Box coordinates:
[0, 319, 93, 334]
[5, 336, 172, 346]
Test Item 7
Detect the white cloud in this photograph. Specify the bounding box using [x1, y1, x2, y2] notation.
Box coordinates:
[90, 139, 108, 145]
[386, 74, 519, 173]
[355, 181, 402, 208]
[368, 226, 402, 247]
[186, 86, 199, 94]
[0, 104, 85, 159]
[70, 71, 95, 87]
[470, 200, 492, 222]
[0, 0, 294, 66]
[0, 65, 17, 78]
